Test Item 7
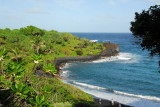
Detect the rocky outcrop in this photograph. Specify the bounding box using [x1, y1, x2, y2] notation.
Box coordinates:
[54, 42, 120, 72]
[100, 42, 120, 57]
[55, 55, 100, 65]
[34, 70, 55, 78]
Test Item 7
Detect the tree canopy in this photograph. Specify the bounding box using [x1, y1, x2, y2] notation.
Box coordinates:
[130, 5, 160, 56]
[20, 25, 45, 36]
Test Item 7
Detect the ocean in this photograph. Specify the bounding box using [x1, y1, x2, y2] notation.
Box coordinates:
[61, 33, 160, 107]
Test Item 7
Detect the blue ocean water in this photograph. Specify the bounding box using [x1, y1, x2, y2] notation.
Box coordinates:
[61, 33, 160, 107]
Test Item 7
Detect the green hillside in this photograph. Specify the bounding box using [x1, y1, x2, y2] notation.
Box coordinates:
[0, 26, 105, 106]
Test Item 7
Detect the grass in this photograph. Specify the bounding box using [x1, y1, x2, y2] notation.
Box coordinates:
[29, 75, 95, 106]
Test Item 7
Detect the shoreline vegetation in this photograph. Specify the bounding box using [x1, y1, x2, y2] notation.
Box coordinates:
[0, 25, 129, 107]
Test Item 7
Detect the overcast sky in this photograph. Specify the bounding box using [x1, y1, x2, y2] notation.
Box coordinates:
[0, 0, 159, 32]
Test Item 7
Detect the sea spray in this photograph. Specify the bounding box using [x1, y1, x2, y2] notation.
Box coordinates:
[92, 52, 140, 63]
[71, 81, 160, 102]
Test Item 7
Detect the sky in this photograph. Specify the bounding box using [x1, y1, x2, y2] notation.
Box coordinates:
[0, 0, 160, 33]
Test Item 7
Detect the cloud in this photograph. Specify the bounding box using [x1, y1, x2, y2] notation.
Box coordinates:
[25, 7, 49, 14]
[107, 0, 131, 6]
[6, 14, 22, 20]
[96, 14, 115, 19]
[108, 0, 116, 6]
[52, 0, 85, 9]
[119, 0, 130, 3]
[21, 0, 43, 2]
[146, 0, 160, 2]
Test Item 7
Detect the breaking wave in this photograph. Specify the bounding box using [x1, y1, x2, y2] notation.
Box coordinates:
[92, 53, 140, 63]
[71, 81, 160, 102]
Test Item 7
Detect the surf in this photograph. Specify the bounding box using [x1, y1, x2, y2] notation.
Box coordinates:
[70, 81, 160, 102]
[92, 52, 140, 63]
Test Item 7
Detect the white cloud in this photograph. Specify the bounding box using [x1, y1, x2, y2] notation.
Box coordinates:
[52, 0, 85, 9]
[108, 0, 116, 6]
[119, 0, 131, 3]
[146, 0, 160, 2]
[25, 7, 49, 14]
[20, 0, 43, 2]
[96, 14, 115, 19]
[7, 15, 22, 20]
[107, 0, 131, 6]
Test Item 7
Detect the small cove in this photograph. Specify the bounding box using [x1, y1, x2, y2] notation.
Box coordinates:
[61, 33, 160, 107]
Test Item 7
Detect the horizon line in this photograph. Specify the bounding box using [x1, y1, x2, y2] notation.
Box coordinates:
[61, 32, 132, 33]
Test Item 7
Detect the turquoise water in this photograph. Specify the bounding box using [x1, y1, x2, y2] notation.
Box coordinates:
[61, 33, 160, 107]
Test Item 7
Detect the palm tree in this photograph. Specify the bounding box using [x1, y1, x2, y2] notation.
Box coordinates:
[12, 47, 20, 62]
[32, 35, 45, 55]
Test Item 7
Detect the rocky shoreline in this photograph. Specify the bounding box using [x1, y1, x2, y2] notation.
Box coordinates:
[54, 42, 120, 73]
[53, 43, 133, 107]
[34, 42, 120, 79]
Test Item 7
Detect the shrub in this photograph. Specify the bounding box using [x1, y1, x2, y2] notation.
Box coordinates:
[76, 50, 83, 56]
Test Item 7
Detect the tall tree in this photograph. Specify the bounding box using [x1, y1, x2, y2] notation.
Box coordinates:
[32, 35, 44, 55]
[20, 25, 45, 36]
[130, 5, 160, 56]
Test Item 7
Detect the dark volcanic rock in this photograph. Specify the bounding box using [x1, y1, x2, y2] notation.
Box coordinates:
[54, 42, 120, 73]
[34, 70, 54, 78]
[100, 43, 120, 57]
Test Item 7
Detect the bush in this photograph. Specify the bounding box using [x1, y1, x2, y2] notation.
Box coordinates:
[76, 50, 83, 56]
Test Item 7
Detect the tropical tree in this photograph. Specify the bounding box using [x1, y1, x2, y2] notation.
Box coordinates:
[130, 5, 160, 56]
[32, 35, 45, 55]
[20, 25, 45, 36]
[12, 47, 20, 62]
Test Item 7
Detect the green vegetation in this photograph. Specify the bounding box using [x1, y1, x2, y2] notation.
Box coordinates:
[43, 63, 57, 74]
[0, 25, 104, 106]
[130, 5, 160, 56]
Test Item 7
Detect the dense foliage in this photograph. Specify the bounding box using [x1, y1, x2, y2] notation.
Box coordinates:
[130, 5, 160, 56]
[0, 26, 104, 106]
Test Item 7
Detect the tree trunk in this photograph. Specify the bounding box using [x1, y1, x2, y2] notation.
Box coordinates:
[36, 45, 40, 55]
[0, 61, 3, 75]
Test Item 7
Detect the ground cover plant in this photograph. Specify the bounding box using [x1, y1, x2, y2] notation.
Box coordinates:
[0, 26, 105, 106]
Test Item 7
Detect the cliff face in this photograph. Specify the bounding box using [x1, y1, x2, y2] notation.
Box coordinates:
[54, 43, 120, 69]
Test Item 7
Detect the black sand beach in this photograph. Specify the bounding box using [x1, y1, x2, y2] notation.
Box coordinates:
[94, 98, 132, 107]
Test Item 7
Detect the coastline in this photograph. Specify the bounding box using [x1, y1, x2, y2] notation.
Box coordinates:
[93, 98, 132, 107]
[58, 57, 160, 107]
[53, 42, 133, 106]
[54, 42, 120, 74]
[59, 62, 132, 107]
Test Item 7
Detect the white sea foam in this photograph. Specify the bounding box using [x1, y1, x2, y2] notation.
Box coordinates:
[90, 40, 98, 42]
[92, 52, 140, 63]
[72, 81, 160, 102]
[67, 81, 160, 107]
[60, 70, 70, 77]
[114, 91, 160, 102]
[80, 87, 160, 107]
[73, 81, 107, 90]
[62, 70, 69, 74]
[61, 63, 72, 69]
